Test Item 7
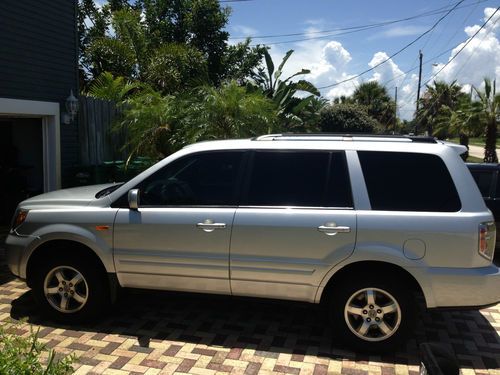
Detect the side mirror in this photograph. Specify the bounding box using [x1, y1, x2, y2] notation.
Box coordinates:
[128, 189, 140, 210]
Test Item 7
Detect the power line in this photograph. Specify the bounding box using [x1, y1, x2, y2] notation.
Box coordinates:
[317, 0, 466, 90]
[408, 7, 500, 127]
[422, 6, 500, 87]
[229, 0, 490, 41]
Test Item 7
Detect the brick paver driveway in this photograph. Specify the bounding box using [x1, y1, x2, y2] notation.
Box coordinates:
[1, 242, 499, 374]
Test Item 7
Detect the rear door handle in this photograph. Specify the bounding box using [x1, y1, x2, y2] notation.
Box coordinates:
[196, 219, 227, 232]
[318, 224, 351, 235]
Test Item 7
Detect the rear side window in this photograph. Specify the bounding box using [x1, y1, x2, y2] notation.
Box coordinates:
[358, 151, 461, 212]
[245, 151, 352, 208]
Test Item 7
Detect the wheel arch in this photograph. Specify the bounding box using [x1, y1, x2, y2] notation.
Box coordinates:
[317, 260, 427, 306]
[26, 239, 108, 288]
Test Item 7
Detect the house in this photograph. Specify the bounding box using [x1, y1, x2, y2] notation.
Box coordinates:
[0, 0, 79, 224]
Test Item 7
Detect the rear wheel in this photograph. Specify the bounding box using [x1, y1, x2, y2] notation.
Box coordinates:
[32, 254, 109, 323]
[328, 278, 414, 352]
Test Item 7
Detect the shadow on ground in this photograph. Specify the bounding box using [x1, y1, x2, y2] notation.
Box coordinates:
[9, 287, 500, 371]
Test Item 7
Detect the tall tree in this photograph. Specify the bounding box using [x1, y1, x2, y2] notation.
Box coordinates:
[79, 0, 265, 87]
[416, 80, 465, 136]
[351, 82, 395, 130]
[473, 78, 499, 163]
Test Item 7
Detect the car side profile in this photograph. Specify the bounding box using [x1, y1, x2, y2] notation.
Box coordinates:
[6, 134, 500, 351]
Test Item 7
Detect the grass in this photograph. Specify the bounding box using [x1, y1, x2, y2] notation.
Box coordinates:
[448, 137, 486, 147]
[466, 155, 483, 163]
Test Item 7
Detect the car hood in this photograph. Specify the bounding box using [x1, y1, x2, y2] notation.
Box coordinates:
[19, 184, 116, 208]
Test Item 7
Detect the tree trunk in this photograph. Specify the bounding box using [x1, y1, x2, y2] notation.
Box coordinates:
[459, 133, 469, 161]
[484, 118, 498, 163]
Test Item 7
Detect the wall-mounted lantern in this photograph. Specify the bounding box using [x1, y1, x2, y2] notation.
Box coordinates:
[62, 90, 79, 124]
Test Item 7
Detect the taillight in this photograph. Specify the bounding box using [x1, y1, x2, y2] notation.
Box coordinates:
[479, 222, 496, 260]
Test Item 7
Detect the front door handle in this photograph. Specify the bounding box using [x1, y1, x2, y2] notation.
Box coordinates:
[196, 219, 227, 232]
[318, 223, 351, 235]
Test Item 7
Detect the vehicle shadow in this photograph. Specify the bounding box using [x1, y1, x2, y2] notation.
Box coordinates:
[9, 288, 500, 370]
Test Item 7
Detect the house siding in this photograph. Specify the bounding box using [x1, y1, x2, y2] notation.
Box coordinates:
[0, 0, 79, 186]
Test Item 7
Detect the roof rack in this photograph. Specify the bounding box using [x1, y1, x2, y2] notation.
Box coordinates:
[253, 133, 437, 143]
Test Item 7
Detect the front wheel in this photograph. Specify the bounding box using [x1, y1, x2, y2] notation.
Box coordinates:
[328, 279, 415, 352]
[32, 254, 109, 323]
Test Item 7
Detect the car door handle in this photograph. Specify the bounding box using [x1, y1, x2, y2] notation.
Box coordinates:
[318, 224, 351, 234]
[196, 220, 227, 232]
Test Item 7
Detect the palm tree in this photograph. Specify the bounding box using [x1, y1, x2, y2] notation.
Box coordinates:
[86, 71, 145, 102]
[417, 80, 464, 136]
[182, 81, 278, 141]
[352, 81, 394, 130]
[473, 78, 499, 163]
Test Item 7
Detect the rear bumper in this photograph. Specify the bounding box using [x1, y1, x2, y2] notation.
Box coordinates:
[418, 264, 500, 308]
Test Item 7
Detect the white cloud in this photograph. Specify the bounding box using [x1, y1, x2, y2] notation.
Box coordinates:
[264, 7, 499, 120]
[269, 39, 415, 118]
[231, 25, 259, 37]
[431, 7, 500, 90]
[380, 25, 428, 38]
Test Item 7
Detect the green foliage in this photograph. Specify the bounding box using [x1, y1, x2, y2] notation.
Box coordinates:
[80, 0, 248, 87]
[417, 80, 466, 136]
[221, 40, 267, 84]
[87, 72, 146, 102]
[351, 82, 395, 130]
[473, 78, 499, 163]
[144, 43, 208, 94]
[318, 104, 379, 133]
[0, 322, 76, 375]
[87, 38, 137, 78]
[181, 81, 278, 141]
[252, 49, 321, 131]
[119, 91, 180, 162]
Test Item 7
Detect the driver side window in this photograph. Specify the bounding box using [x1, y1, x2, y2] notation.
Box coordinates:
[138, 151, 245, 206]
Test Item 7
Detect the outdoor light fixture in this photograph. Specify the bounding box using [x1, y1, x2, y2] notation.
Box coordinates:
[62, 90, 79, 124]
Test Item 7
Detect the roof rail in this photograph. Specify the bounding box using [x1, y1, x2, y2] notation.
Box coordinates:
[253, 133, 437, 143]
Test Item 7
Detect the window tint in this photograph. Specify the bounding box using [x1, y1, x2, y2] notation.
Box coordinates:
[358, 151, 461, 212]
[139, 151, 244, 206]
[245, 151, 352, 207]
[470, 170, 494, 198]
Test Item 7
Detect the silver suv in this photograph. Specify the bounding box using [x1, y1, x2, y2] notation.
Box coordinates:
[6, 134, 500, 351]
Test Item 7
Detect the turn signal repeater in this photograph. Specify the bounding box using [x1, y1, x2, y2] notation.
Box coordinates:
[95, 225, 110, 231]
[11, 209, 29, 230]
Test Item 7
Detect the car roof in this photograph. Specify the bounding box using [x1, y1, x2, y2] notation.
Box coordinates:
[181, 134, 466, 155]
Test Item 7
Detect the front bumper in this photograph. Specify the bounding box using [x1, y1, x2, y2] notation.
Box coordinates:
[5, 232, 39, 279]
[419, 264, 500, 308]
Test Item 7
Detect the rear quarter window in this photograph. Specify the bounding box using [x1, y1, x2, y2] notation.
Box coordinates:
[358, 151, 461, 212]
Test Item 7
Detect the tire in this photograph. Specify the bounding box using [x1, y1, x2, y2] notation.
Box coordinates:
[328, 277, 415, 353]
[31, 253, 110, 323]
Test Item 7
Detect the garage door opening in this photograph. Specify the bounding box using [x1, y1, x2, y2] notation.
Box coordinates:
[0, 118, 44, 224]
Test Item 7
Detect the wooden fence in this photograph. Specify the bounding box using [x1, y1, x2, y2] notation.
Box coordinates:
[77, 96, 126, 166]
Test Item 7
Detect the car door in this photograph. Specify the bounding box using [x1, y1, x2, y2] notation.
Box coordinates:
[229, 150, 357, 302]
[113, 150, 246, 294]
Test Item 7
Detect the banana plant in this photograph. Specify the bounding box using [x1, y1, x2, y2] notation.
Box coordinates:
[253, 49, 321, 131]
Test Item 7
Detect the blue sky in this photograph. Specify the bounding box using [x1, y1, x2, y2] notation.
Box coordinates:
[225, 0, 500, 119]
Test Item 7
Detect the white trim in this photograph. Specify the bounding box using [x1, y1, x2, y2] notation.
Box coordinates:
[0, 98, 61, 191]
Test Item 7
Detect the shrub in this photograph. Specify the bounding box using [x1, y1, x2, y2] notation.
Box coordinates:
[0, 321, 76, 375]
[319, 103, 380, 133]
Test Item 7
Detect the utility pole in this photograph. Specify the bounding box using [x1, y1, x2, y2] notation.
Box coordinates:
[394, 86, 398, 134]
[415, 50, 423, 134]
